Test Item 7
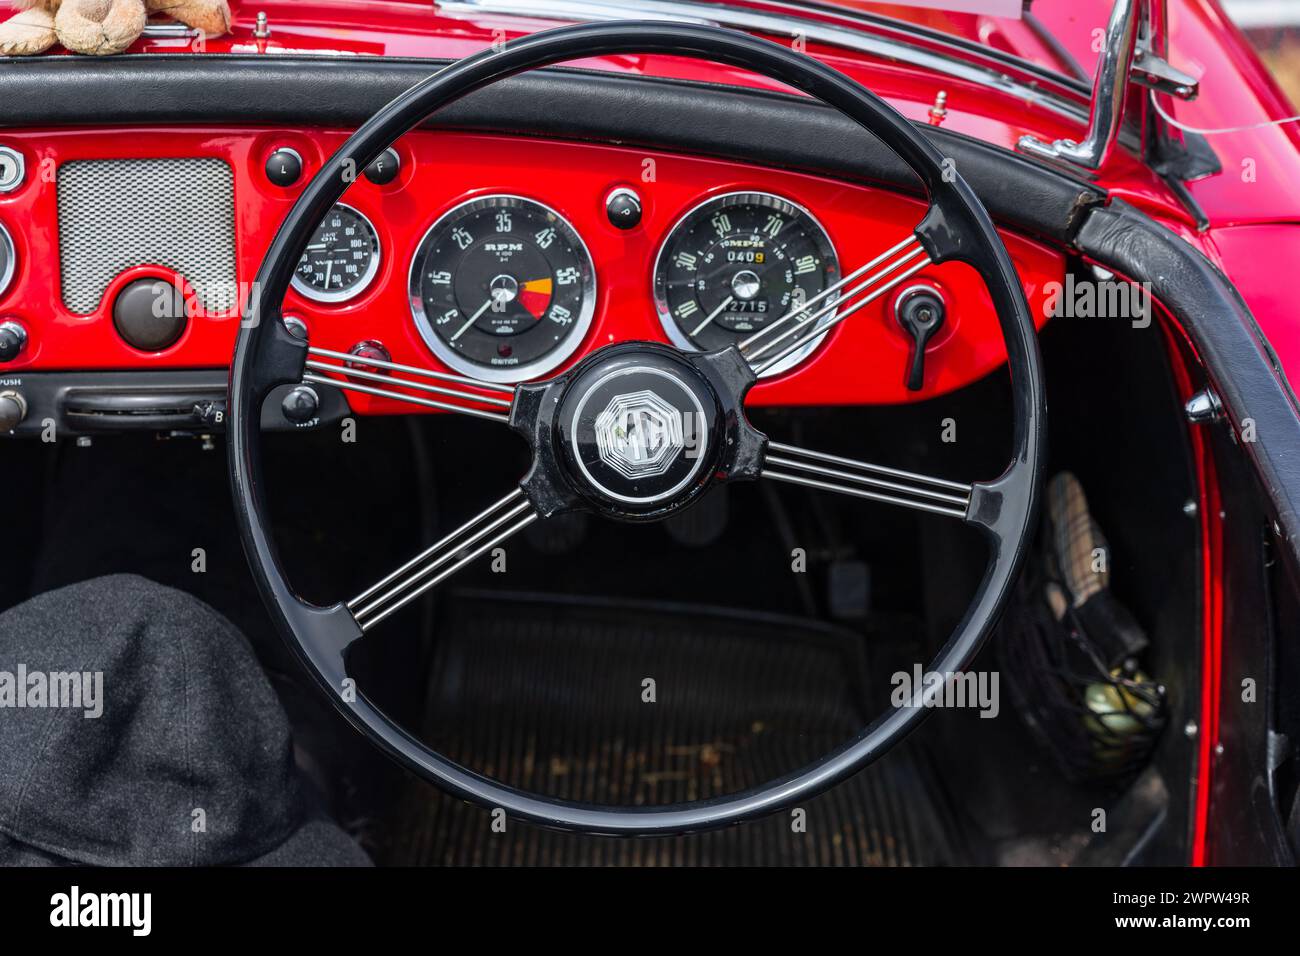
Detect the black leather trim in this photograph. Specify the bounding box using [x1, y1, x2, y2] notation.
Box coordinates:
[1075, 200, 1300, 566]
[0, 54, 1104, 244]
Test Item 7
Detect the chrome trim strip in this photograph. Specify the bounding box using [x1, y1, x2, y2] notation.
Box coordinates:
[775, 0, 1090, 95]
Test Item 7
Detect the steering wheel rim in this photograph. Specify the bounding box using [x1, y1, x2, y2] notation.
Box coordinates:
[229, 21, 1045, 835]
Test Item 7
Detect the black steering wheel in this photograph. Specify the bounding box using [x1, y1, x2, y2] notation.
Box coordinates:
[229, 21, 1045, 835]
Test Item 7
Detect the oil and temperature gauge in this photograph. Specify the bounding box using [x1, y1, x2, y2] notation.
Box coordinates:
[291, 203, 382, 303]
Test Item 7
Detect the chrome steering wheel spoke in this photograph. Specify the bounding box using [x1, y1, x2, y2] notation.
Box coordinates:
[349, 488, 538, 631]
[738, 230, 933, 375]
[760, 440, 973, 519]
[303, 345, 515, 423]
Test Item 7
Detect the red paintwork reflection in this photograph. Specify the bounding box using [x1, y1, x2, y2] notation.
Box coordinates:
[0, 127, 1061, 409]
[1155, 308, 1223, 868]
[1208, 224, 1300, 388]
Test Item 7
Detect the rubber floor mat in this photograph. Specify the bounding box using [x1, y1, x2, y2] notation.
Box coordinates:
[385, 591, 967, 866]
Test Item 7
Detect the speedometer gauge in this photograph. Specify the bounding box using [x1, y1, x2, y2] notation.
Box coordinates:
[654, 192, 839, 377]
[291, 204, 381, 303]
[409, 195, 596, 383]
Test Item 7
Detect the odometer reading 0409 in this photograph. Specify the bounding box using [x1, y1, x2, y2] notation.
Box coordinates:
[654, 192, 839, 376]
[409, 195, 596, 383]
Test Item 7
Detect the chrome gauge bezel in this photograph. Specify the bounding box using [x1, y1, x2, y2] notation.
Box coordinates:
[408, 193, 597, 384]
[290, 202, 382, 304]
[653, 190, 840, 378]
[0, 222, 15, 299]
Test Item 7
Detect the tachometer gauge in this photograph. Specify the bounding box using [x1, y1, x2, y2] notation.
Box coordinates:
[409, 195, 596, 382]
[654, 192, 839, 377]
[291, 204, 381, 303]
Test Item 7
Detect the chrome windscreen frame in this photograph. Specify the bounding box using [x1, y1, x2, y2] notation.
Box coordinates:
[438, 0, 1093, 125]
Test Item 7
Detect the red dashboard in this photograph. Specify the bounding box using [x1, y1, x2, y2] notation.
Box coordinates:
[0, 126, 1063, 409]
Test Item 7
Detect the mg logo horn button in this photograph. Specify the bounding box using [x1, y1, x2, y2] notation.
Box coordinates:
[558, 353, 717, 511]
[594, 389, 684, 480]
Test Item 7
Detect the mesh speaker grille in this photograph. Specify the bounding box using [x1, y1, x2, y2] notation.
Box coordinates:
[57, 158, 238, 315]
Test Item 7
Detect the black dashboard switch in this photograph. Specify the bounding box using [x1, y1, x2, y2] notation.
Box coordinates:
[114, 279, 187, 351]
[364, 148, 401, 185]
[605, 187, 642, 229]
[266, 147, 303, 187]
[0, 320, 26, 362]
[895, 288, 946, 392]
[281, 385, 320, 424]
[191, 399, 227, 428]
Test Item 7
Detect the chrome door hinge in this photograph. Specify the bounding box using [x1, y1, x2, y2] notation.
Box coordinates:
[1130, 46, 1198, 100]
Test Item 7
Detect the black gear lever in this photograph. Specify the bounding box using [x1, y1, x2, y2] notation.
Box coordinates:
[895, 289, 945, 391]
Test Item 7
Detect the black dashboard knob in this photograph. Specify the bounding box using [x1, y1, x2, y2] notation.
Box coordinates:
[605, 187, 642, 229]
[364, 148, 400, 185]
[266, 147, 303, 187]
[0, 320, 26, 362]
[281, 385, 320, 424]
[113, 279, 187, 351]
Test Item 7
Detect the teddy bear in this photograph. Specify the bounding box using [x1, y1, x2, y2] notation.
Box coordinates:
[0, 0, 231, 57]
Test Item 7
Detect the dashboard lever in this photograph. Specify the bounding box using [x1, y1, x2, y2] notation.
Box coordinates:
[895, 289, 945, 392]
[192, 399, 228, 428]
